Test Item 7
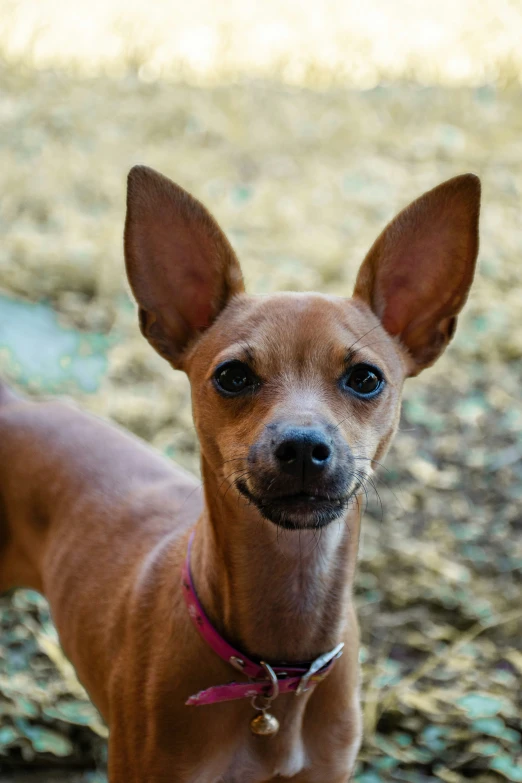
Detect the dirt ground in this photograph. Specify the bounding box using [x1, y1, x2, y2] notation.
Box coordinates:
[0, 61, 521, 780]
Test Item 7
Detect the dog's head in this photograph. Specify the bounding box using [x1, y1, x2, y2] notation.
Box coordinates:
[124, 167, 480, 530]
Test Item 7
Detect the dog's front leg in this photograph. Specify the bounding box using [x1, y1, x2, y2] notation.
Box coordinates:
[108, 739, 186, 783]
[107, 714, 234, 783]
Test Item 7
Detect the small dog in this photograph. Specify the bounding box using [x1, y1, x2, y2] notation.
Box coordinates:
[0, 168, 480, 782]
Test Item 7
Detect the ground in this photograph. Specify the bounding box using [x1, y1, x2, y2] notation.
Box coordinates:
[0, 62, 521, 780]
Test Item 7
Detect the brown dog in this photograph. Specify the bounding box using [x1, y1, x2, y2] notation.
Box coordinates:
[0, 168, 480, 782]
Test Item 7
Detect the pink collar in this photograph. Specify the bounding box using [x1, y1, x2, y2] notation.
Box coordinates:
[182, 532, 344, 706]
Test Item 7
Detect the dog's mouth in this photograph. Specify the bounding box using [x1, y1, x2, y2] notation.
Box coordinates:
[236, 479, 358, 530]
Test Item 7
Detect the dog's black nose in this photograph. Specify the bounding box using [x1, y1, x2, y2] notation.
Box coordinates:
[274, 428, 332, 478]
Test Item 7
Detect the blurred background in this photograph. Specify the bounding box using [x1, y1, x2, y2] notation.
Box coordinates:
[0, 0, 521, 780]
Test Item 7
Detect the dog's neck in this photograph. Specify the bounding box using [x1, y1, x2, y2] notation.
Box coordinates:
[190, 458, 361, 663]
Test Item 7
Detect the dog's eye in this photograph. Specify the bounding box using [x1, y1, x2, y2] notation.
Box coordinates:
[214, 361, 258, 396]
[342, 364, 384, 398]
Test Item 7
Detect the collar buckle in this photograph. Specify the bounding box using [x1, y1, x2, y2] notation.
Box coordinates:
[295, 642, 345, 696]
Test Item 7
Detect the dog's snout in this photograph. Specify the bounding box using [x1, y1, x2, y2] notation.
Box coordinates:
[274, 428, 332, 478]
[244, 419, 356, 528]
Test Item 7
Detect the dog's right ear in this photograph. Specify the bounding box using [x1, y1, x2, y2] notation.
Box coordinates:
[124, 166, 244, 369]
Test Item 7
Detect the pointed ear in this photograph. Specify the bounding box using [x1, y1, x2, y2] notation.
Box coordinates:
[353, 174, 480, 376]
[124, 165, 244, 368]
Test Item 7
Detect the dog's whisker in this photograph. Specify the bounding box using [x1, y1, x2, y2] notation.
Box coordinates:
[222, 471, 252, 502]
[345, 323, 382, 356]
[351, 457, 405, 512]
[221, 455, 249, 465]
[352, 455, 393, 474]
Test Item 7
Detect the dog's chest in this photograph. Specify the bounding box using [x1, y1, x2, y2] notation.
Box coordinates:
[212, 725, 358, 783]
[221, 738, 308, 783]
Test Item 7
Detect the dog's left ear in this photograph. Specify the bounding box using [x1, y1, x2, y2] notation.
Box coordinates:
[353, 174, 480, 376]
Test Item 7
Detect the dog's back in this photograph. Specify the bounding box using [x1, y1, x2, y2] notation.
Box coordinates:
[0, 381, 19, 589]
[0, 386, 202, 588]
[0, 383, 204, 716]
